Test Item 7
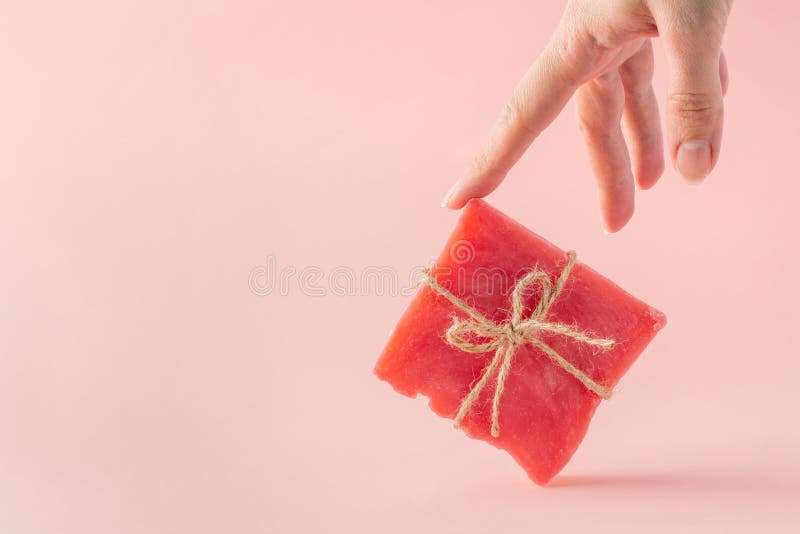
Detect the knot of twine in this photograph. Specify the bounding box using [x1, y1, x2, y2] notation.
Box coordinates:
[420, 251, 616, 438]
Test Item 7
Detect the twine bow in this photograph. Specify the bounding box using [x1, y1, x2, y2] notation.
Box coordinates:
[420, 251, 615, 438]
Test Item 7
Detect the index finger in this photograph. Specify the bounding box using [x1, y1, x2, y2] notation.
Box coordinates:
[442, 41, 581, 209]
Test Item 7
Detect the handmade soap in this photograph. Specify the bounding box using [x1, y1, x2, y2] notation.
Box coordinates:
[374, 199, 666, 485]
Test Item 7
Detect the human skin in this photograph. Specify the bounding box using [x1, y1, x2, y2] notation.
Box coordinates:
[441, 0, 732, 233]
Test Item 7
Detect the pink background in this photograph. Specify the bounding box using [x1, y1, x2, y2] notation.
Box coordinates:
[1, 1, 799, 532]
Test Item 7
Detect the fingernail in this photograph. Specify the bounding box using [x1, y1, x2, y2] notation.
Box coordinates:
[440, 184, 457, 208]
[676, 141, 711, 182]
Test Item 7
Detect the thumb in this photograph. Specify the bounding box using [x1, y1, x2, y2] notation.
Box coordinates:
[655, 2, 730, 182]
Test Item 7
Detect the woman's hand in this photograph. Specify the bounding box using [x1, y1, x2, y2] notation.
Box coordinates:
[442, 0, 732, 232]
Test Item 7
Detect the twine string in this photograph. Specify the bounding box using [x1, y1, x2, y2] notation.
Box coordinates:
[420, 251, 616, 438]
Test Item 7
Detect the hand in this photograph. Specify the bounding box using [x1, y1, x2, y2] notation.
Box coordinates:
[441, 0, 731, 232]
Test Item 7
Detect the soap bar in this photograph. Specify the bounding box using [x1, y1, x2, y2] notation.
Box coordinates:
[374, 199, 666, 485]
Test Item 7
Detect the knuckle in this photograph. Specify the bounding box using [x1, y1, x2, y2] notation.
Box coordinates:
[670, 3, 727, 34]
[470, 150, 495, 177]
[668, 92, 718, 129]
[551, 26, 604, 86]
[576, 81, 623, 129]
[622, 74, 654, 102]
[501, 97, 535, 136]
[470, 151, 508, 185]
[576, 117, 614, 147]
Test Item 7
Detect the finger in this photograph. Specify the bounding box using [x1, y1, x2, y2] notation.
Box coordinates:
[575, 71, 635, 233]
[619, 40, 664, 190]
[720, 48, 729, 96]
[441, 38, 582, 209]
[652, 2, 730, 182]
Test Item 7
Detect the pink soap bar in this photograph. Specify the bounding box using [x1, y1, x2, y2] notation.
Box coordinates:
[374, 199, 666, 485]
